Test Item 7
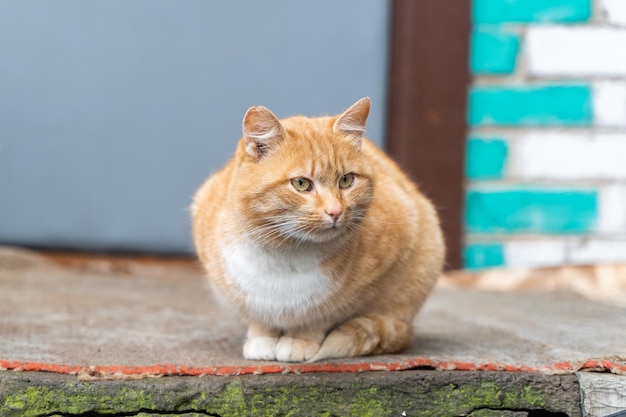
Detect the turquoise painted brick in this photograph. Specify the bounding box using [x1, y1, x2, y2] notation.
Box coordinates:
[468, 85, 592, 126]
[467, 137, 508, 180]
[464, 243, 505, 269]
[466, 188, 598, 234]
[473, 0, 591, 23]
[471, 28, 520, 74]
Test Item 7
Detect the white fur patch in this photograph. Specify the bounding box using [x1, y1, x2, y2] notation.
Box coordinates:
[221, 241, 335, 329]
[243, 336, 278, 361]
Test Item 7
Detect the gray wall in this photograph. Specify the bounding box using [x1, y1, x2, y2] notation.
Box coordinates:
[0, 1, 390, 253]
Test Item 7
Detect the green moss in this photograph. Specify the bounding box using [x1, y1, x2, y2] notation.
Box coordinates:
[212, 383, 248, 416]
[188, 389, 207, 410]
[2, 385, 159, 417]
[350, 386, 387, 417]
[0, 374, 551, 417]
[3, 394, 25, 410]
[429, 381, 547, 416]
[247, 385, 315, 416]
[523, 384, 547, 407]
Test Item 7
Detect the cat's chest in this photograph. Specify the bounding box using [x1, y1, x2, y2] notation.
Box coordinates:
[221, 242, 335, 325]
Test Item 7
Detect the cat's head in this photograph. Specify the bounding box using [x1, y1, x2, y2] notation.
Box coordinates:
[233, 98, 374, 247]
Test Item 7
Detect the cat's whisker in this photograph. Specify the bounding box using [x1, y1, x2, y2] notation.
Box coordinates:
[353, 216, 414, 225]
[251, 231, 289, 247]
[246, 217, 319, 249]
[346, 222, 366, 234]
[278, 225, 310, 244]
[247, 224, 289, 246]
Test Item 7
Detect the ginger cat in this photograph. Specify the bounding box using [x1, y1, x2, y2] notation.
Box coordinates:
[192, 98, 445, 362]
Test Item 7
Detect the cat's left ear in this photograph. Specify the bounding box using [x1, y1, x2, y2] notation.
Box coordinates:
[242, 106, 284, 160]
[333, 97, 370, 149]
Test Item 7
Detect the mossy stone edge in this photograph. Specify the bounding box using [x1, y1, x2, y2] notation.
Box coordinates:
[0, 370, 581, 416]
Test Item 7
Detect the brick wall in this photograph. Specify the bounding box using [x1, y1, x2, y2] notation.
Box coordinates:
[465, 0, 626, 269]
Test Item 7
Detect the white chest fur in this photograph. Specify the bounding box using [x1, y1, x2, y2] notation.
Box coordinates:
[221, 241, 335, 328]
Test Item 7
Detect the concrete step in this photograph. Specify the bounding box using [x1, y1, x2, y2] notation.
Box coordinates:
[0, 247, 624, 416]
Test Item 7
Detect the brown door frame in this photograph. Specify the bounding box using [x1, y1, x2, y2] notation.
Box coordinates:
[386, 0, 471, 270]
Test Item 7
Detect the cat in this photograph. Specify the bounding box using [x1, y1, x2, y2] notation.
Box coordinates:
[191, 97, 445, 362]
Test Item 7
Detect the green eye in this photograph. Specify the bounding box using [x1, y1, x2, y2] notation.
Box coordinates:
[339, 173, 355, 189]
[291, 177, 313, 192]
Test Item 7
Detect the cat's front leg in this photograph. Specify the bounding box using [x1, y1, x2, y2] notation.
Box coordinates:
[275, 328, 326, 362]
[243, 322, 280, 361]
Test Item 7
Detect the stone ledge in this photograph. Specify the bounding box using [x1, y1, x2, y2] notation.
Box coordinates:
[0, 370, 581, 417]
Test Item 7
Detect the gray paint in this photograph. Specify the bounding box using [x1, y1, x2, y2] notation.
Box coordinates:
[0, 0, 390, 253]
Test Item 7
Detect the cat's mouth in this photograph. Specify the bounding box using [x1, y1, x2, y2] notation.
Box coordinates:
[308, 223, 343, 242]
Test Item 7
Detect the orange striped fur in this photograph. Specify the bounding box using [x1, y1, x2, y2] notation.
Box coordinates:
[191, 98, 445, 362]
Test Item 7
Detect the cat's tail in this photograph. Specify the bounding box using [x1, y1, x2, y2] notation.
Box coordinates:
[308, 314, 412, 362]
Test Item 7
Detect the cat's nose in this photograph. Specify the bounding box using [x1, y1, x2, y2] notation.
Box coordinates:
[325, 206, 343, 223]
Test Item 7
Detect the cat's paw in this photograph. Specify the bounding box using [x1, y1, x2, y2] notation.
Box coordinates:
[243, 336, 279, 361]
[275, 336, 321, 362]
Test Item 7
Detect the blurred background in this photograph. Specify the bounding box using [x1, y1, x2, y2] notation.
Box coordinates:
[465, 0, 626, 270]
[0, 0, 389, 254]
[2, 0, 626, 271]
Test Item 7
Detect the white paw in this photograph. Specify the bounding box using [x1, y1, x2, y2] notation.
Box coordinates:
[243, 336, 278, 361]
[275, 337, 321, 362]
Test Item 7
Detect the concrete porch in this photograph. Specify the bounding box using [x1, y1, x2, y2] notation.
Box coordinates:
[0, 247, 624, 416]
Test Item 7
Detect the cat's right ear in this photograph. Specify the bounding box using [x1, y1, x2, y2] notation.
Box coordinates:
[242, 106, 284, 160]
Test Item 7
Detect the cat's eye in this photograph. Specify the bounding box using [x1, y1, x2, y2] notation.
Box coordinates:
[291, 177, 313, 192]
[338, 173, 355, 189]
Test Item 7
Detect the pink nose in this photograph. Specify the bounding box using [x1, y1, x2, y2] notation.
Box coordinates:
[325, 206, 343, 222]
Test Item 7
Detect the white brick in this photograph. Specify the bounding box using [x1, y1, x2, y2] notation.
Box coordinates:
[504, 240, 566, 268]
[566, 239, 626, 264]
[597, 185, 626, 234]
[510, 132, 626, 180]
[527, 27, 626, 76]
[594, 81, 626, 127]
[603, 0, 626, 26]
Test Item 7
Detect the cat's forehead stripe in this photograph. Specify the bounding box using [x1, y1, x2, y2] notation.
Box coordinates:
[283, 127, 351, 181]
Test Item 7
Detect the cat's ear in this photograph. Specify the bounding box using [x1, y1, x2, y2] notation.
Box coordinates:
[333, 97, 370, 149]
[242, 106, 284, 160]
